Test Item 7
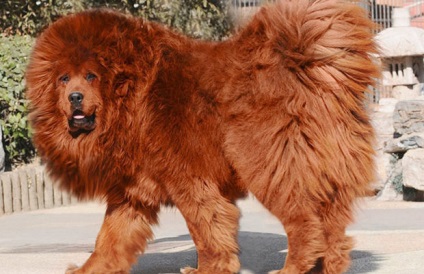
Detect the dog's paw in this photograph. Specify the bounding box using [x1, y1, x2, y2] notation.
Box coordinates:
[180, 266, 197, 274]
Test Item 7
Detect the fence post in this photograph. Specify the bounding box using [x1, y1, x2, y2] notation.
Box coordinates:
[27, 168, 38, 210]
[19, 170, 30, 211]
[35, 168, 44, 209]
[43, 167, 54, 209]
[71, 195, 78, 204]
[11, 172, 21, 212]
[0, 173, 13, 214]
[53, 185, 63, 207]
[62, 191, 72, 206]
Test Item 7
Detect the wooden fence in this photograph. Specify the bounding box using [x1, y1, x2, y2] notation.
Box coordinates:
[0, 166, 77, 215]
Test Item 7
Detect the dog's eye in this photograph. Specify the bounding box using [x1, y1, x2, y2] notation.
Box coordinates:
[59, 74, 70, 84]
[86, 73, 97, 82]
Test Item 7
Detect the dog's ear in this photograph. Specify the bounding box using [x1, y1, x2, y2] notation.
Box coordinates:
[113, 72, 134, 97]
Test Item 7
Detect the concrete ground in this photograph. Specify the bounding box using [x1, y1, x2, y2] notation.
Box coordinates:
[0, 197, 423, 274]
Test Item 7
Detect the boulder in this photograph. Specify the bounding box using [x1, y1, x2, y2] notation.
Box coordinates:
[393, 98, 424, 135]
[403, 186, 424, 202]
[384, 132, 424, 153]
[402, 148, 424, 191]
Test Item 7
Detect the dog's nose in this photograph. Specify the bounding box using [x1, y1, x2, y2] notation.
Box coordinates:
[68, 92, 84, 106]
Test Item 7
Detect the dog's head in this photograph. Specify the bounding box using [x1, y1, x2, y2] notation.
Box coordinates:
[26, 9, 156, 140]
[56, 62, 101, 133]
[27, 48, 107, 137]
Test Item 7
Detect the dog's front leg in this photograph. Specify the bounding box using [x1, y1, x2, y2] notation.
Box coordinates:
[169, 178, 241, 274]
[66, 201, 159, 274]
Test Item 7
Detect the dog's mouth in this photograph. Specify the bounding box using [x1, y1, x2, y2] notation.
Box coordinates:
[68, 109, 96, 133]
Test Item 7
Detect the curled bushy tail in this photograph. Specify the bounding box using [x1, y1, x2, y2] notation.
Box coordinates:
[228, 0, 380, 204]
[237, 0, 380, 96]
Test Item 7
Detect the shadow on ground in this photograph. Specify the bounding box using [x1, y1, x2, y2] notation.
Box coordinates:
[132, 232, 380, 274]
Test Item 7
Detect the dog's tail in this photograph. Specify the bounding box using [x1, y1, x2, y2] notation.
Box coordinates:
[234, 0, 380, 97]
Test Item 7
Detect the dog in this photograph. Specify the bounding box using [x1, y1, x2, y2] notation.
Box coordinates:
[26, 0, 380, 273]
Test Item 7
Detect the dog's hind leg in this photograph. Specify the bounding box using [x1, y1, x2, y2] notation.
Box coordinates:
[170, 178, 241, 274]
[259, 188, 357, 274]
[66, 201, 159, 274]
[263, 202, 326, 274]
[318, 194, 356, 274]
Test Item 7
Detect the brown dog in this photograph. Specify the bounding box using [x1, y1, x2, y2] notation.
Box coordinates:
[26, 0, 379, 273]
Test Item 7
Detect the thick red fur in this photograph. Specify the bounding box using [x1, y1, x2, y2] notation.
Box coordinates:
[26, 0, 380, 273]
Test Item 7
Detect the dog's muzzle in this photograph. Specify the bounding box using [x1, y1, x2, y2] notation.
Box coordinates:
[68, 92, 96, 132]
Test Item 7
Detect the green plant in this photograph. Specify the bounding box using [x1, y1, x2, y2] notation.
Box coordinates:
[1, 0, 231, 40]
[132, 0, 232, 40]
[0, 0, 82, 36]
[0, 34, 35, 168]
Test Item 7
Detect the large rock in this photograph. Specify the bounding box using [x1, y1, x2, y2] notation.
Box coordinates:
[393, 98, 424, 135]
[0, 127, 5, 172]
[402, 148, 424, 191]
[384, 132, 424, 153]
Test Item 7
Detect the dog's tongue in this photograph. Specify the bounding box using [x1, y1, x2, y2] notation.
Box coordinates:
[73, 114, 85, 120]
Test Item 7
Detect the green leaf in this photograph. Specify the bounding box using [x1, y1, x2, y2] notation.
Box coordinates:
[0, 34, 35, 167]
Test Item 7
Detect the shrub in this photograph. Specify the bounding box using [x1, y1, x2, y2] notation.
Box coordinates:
[1, 0, 232, 40]
[0, 0, 80, 36]
[131, 0, 232, 40]
[0, 35, 35, 169]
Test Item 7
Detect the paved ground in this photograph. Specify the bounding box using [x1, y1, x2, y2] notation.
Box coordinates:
[0, 197, 423, 274]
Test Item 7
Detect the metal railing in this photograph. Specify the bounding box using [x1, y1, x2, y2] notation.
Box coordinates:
[232, 0, 424, 31]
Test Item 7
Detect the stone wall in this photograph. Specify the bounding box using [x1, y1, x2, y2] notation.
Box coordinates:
[377, 97, 424, 201]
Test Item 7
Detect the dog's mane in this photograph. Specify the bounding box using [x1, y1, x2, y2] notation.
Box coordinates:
[26, 10, 158, 198]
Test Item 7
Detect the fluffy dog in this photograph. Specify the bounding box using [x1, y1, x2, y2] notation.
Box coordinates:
[26, 0, 379, 273]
